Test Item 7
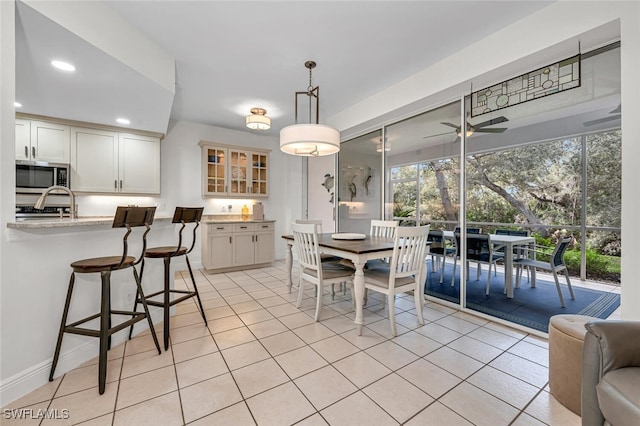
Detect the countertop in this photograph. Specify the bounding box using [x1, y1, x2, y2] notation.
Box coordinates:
[7, 216, 174, 229]
[7, 216, 275, 229]
[202, 219, 276, 224]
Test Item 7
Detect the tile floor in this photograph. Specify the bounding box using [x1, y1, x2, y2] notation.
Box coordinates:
[3, 260, 599, 425]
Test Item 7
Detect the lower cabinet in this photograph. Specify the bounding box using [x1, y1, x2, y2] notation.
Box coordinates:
[202, 222, 275, 272]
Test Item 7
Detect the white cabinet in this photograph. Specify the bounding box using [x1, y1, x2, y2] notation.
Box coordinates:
[118, 133, 161, 194]
[255, 222, 276, 264]
[202, 224, 234, 270]
[71, 127, 160, 194]
[199, 141, 269, 198]
[15, 119, 70, 163]
[202, 222, 275, 272]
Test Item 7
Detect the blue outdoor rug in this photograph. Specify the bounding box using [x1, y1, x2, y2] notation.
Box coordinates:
[424, 264, 620, 333]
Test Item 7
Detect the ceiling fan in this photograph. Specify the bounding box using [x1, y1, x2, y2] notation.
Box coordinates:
[583, 104, 621, 127]
[440, 116, 509, 137]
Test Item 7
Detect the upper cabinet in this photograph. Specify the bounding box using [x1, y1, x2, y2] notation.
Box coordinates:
[71, 127, 160, 194]
[199, 141, 270, 198]
[15, 119, 70, 163]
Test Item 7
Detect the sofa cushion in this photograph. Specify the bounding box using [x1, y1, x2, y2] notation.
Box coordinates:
[596, 367, 640, 426]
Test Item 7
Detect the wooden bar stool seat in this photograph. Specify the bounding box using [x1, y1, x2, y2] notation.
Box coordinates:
[49, 206, 161, 395]
[129, 207, 207, 350]
[71, 256, 136, 273]
[145, 246, 188, 258]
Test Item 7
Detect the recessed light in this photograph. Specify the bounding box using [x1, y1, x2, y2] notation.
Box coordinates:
[51, 60, 76, 72]
[14, 102, 22, 108]
[116, 118, 130, 125]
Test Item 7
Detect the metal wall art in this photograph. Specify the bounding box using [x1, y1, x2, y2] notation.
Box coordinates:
[471, 54, 580, 117]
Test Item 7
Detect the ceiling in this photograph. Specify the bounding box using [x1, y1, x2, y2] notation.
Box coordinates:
[15, 1, 558, 136]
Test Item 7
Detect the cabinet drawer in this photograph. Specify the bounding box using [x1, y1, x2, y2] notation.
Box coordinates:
[254, 222, 274, 232]
[208, 223, 232, 234]
[233, 223, 255, 232]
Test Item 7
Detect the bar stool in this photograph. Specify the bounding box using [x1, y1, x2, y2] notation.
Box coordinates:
[49, 206, 161, 395]
[130, 207, 207, 350]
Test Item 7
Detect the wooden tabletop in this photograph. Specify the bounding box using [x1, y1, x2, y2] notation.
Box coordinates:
[282, 233, 396, 254]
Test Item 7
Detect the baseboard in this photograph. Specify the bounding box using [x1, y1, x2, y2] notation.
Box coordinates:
[0, 340, 96, 408]
[0, 310, 164, 407]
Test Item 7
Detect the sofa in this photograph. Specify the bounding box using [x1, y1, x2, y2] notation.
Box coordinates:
[582, 320, 640, 426]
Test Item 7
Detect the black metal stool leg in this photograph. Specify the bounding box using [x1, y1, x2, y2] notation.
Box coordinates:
[186, 255, 207, 325]
[98, 271, 111, 395]
[133, 266, 161, 354]
[128, 259, 145, 339]
[49, 273, 75, 382]
[163, 257, 171, 350]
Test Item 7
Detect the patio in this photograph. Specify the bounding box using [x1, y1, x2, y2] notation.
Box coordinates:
[424, 262, 621, 333]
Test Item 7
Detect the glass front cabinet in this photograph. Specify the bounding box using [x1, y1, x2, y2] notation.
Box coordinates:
[199, 141, 269, 198]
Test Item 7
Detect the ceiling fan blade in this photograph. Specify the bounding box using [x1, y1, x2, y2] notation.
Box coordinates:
[474, 127, 507, 133]
[440, 122, 460, 129]
[472, 116, 508, 129]
[610, 104, 621, 114]
[423, 131, 455, 139]
[583, 115, 621, 127]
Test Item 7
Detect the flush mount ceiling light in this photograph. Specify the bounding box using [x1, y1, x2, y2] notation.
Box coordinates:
[376, 142, 391, 152]
[116, 118, 130, 125]
[51, 60, 76, 72]
[14, 102, 22, 108]
[246, 108, 271, 130]
[280, 61, 340, 156]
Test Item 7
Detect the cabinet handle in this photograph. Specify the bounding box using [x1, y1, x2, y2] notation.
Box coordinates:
[216, 227, 224, 230]
[114, 180, 118, 190]
[229, 236, 232, 244]
[261, 225, 268, 228]
[24, 146, 28, 158]
[119, 180, 123, 189]
[255, 235, 258, 242]
[32, 147, 36, 158]
[240, 226, 247, 229]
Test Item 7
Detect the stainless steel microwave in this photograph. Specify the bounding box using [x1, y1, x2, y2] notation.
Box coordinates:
[16, 160, 70, 193]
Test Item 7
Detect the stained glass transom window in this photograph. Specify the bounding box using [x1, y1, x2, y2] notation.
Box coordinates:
[471, 54, 580, 117]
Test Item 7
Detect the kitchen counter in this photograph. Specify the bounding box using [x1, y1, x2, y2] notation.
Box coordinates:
[202, 219, 276, 224]
[7, 216, 275, 229]
[7, 216, 173, 229]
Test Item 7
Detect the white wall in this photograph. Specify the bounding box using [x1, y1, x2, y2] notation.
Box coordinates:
[158, 119, 303, 263]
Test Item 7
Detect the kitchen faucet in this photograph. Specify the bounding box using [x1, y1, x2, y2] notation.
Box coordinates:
[34, 185, 77, 219]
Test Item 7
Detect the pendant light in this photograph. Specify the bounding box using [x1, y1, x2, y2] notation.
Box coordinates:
[280, 61, 340, 156]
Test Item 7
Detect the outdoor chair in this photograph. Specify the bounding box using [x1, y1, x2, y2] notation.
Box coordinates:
[292, 222, 355, 321]
[427, 229, 456, 284]
[361, 225, 430, 336]
[513, 236, 575, 307]
[452, 232, 502, 294]
[454, 226, 482, 234]
[494, 229, 531, 279]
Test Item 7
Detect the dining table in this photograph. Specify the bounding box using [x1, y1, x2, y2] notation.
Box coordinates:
[437, 230, 536, 298]
[282, 233, 429, 335]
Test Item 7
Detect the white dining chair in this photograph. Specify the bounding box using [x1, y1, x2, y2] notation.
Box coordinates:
[291, 222, 354, 321]
[370, 219, 398, 238]
[361, 225, 430, 336]
[367, 220, 399, 269]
